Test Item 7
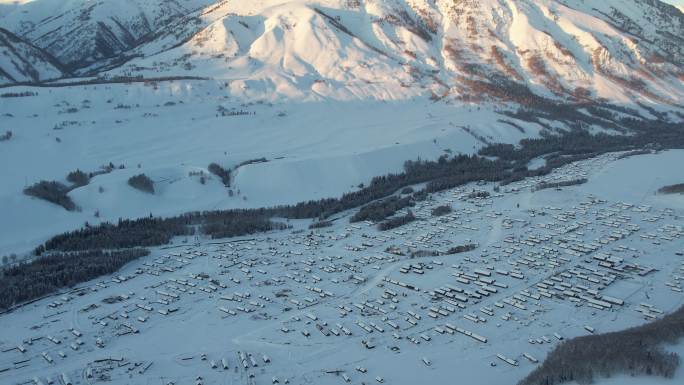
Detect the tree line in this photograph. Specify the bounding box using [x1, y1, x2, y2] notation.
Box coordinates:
[23, 166, 113, 210]
[24, 181, 77, 211]
[0, 249, 149, 310]
[658, 183, 684, 195]
[408, 243, 477, 258]
[533, 178, 588, 192]
[431, 205, 452, 216]
[519, 304, 684, 385]
[0, 91, 37, 98]
[378, 211, 416, 231]
[309, 220, 333, 229]
[67, 169, 90, 187]
[202, 214, 289, 239]
[36, 217, 192, 253]
[128, 173, 154, 194]
[351, 196, 415, 223]
[208, 163, 231, 186]
[33, 113, 684, 256]
[15, 104, 684, 312]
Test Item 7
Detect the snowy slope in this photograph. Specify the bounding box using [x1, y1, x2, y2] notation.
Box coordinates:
[92, 0, 684, 104]
[0, 85, 525, 254]
[0, 0, 683, 255]
[0, 27, 65, 83]
[0, 0, 683, 103]
[0, 0, 216, 72]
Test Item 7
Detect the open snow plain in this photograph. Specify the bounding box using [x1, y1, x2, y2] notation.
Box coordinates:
[1, 149, 683, 385]
[0, 82, 534, 255]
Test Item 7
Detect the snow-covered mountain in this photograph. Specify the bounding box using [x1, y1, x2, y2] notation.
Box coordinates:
[0, 0, 683, 105]
[0, 27, 65, 83]
[0, 0, 216, 72]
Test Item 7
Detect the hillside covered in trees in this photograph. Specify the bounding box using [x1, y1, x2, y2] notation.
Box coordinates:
[519, 305, 684, 385]
[659, 183, 684, 195]
[33, 117, 684, 257]
[0, 249, 149, 311]
[3, 105, 681, 311]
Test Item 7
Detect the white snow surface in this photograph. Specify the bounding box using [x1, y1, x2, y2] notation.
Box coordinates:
[0, 80, 535, 254]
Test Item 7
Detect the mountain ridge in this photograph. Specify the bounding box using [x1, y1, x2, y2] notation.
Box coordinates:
[0, 0, 682, 108]
[0, 26, 67, 83]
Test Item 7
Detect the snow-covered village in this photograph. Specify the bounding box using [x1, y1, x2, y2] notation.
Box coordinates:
[1, 1, 684, 385]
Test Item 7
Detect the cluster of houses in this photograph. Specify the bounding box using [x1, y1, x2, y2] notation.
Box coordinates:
[2, 151, 683, 385]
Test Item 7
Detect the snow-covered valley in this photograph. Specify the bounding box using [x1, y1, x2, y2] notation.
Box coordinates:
[1, 1, 684, 385]
[0, 82, 537, 254]
[1, 149, 684, 385]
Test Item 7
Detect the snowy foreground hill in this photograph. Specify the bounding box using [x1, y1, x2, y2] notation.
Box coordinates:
[1, 1, 684, 385]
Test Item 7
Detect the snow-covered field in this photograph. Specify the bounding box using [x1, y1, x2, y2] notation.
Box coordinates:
[0, 80, 537, 255]
[1, 150, 683, 385]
